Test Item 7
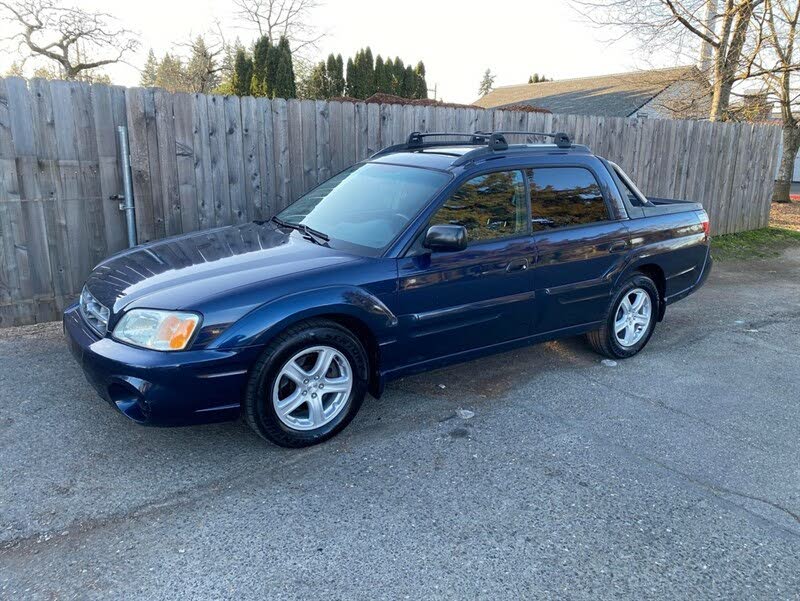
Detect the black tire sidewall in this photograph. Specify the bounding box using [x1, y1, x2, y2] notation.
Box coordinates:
[605, 275, 659, 358]
[249, 324, 368, 446]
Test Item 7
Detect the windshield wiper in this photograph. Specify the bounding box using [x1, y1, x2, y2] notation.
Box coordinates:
[271, 216, 330, 245]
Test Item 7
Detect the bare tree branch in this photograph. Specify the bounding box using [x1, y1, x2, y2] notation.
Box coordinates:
[571, 0, 767, 120]
[231, 0, 324, 57]
[754, 0, 800, 201]
[0, 0, 139, 81]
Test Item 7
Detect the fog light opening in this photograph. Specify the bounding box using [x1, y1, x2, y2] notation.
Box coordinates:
[107, 383, 150, 423]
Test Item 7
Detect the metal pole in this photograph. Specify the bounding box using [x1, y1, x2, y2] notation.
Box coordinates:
[117, 125, 137, 248]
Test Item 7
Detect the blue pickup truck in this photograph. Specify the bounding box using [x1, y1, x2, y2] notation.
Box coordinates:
[65, 131, 711, 447]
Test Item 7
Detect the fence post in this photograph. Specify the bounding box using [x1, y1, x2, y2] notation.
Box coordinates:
[117, 125, 137, 248]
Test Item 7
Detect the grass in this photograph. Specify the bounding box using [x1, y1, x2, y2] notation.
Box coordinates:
[712, 227, 800, 261]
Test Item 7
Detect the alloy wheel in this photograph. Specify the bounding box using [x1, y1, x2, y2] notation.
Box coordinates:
[614, 288, 652, 347]
[271, 345, 353, 431]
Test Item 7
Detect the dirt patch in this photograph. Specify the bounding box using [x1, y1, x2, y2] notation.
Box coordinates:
[771, 201, 800, 231]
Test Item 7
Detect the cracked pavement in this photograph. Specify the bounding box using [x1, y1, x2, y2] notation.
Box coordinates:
[1, 249, 800, 600]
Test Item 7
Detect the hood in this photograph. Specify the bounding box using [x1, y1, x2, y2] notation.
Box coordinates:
[85, 222, 360, 314]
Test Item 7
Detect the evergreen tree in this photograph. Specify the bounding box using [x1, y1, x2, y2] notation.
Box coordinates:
[382, 57, 394, 94]
[374, 55, 386, 93]
[232, 48, 253, 96]
[251, 35, 271, 96]
[184, 36, 220, 94]
[478, 68, 495, 96]
[265, 42, 280, 96]
[414, 61, 428, 99]
[362, 47, 375, 97]
[141, 49, 159, 87]
[155, 53, 185, 92]
[528, 73, 551, 84]
[307, 60, 329, 98]
[326, 53, 344, 97]
[345, 57, 356, 97]
[391, 57, 405, 95]
[403, 65, 416, 97]
[346, 47, 376, 98]
[334, 54, 344, 95]
[218, 38, 243, 92]
[351, 48, 364, 97]
[273, 37, 296, 98]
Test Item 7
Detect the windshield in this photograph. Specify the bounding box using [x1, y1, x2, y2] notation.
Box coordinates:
[276, 163, 450, 253]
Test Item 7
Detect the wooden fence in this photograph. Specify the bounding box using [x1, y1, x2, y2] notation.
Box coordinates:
[0, 77, 782, 327]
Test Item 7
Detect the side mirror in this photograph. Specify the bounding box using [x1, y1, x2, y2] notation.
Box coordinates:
[423, 224, 467, 252]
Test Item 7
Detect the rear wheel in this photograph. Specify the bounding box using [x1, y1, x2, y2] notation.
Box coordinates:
[244, 319, 369, 447]
[587, 274, 659, 359]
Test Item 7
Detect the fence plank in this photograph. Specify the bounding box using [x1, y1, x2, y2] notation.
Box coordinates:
[260, 98, 275, 217]
[92, 84, 126, 255]
[329, 101, 343, 175]
[300, 99, 317, 193]
[154, 88, 181, 237]
[287, 99, 304, 202]
[354, 102, 368, 162]
[173, 92, 198, 233]
[315, 100, 331, 185]
[241, 96, 264, 222]
[192, 93, 214, 230]
[125, 88, 156, 242]
[5, 78, 50, 317]
[30, 78, 73, 303]
[207, 94, 232, 227]
[272, 98, 290, 212]
[224, 95, 248, 223]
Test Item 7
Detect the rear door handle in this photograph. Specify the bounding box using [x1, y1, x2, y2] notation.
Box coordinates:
[609, 241, 628, 252]
[506, 258, 529, 272]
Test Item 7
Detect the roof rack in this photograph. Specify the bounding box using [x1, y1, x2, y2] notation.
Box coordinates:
[369, 130, 573, 161]
[493, 131, 572, 149]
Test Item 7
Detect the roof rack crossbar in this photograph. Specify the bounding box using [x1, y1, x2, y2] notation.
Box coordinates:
[406, 131, 490, 148]
[493, 131, 572, 148]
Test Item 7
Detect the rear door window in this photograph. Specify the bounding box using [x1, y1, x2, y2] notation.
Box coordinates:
[527, 167, 609, 231]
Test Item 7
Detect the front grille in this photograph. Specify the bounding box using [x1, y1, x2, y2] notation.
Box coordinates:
[79, 286, 110, 336]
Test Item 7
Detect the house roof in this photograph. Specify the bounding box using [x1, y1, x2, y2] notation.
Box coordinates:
[473, 66, 705, 117]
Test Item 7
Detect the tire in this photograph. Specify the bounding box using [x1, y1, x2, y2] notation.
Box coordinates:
[587, 273, 660, 359]
[243, 319, 369, 448]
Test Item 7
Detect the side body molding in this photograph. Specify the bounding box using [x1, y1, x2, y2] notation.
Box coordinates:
[208, 285, 399, 351]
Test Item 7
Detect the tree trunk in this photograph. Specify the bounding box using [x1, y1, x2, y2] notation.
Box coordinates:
[709, 78, 732, 121]
[774, 124, 800, 203]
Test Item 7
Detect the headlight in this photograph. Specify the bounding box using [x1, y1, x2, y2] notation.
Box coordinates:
[113, 309, 201, 351]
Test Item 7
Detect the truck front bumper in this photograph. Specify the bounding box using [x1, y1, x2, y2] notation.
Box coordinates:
[64, 304, 259, 426]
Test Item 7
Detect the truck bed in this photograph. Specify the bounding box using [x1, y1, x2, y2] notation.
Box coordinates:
[642, 196, 705, 217]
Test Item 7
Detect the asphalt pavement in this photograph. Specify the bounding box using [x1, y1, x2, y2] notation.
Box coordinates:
[1, 250, 800, 600]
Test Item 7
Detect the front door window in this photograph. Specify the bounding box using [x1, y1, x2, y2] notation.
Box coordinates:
[429, 170, 528, 243]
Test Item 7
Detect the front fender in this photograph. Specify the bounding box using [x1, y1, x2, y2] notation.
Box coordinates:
[208, 285, 398, 350]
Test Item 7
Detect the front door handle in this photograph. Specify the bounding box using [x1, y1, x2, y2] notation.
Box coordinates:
[609, 240, 628, 253]
[506, 258, 529, 272]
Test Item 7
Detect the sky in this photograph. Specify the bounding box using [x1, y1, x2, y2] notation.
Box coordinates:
[0, 0, 687, 104]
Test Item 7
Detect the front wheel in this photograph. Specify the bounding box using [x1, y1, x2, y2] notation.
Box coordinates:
[243, 319, 369, 447]
[587, 274, 659, 359]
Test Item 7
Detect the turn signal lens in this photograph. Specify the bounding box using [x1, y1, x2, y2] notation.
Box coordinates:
[113, 309, 201, 351]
